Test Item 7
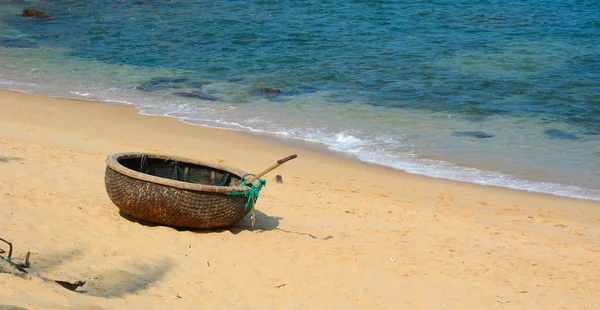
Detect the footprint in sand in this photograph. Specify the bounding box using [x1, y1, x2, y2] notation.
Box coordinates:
[437, 193, 454, 201]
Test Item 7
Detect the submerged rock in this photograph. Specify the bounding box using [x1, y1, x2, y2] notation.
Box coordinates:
[451, 131, 495, 139]
[136, 77, 210, 91]
[0, 37, 37, 48]
[257, 88, 282, 94]
[543, 129, 581, 140]
[173, 91, 219, 101]
[249, 84, 317, 100]
[186, 80, 211, 89]
[22, 8, 52, 18]
[137, 77, 189, 91]
[249, 87, 283, 98]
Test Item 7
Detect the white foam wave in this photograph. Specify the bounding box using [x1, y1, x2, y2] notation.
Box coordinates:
[1, 68, 598, 202]
[70, 91, 92, 97]
[354, 148, 600, 201]
[331, 132, 365, 153]
[104, 99, 133, 106]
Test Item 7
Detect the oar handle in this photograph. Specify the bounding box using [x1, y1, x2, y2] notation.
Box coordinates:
[277, 154, 297, 164]
[245, 154, 297, 185]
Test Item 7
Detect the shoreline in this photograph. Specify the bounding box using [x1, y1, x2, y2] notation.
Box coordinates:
[241, 128, 600, 203]
[2, 89, 600, 309]
[3, 87, 598, 203]
[1, 88, 598, 214]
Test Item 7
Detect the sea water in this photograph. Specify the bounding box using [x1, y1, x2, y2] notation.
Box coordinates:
[1, 0, 599, 200]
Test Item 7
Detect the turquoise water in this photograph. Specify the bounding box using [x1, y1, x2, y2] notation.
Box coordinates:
[1, 1, 599, 200]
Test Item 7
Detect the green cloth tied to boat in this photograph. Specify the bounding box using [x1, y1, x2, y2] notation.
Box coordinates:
[227, 174, 266, 209]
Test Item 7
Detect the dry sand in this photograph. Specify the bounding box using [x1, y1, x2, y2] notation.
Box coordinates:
[1, 90, 599, 309]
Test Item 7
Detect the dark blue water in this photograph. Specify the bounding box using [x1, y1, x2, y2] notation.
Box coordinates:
[1, 0, 599, 200]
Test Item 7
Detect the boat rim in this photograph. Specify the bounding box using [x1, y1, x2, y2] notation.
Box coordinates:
[105, 152, 253, 193]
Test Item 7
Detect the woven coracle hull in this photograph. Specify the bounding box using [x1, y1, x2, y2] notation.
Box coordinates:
[104, 152, 256, 229]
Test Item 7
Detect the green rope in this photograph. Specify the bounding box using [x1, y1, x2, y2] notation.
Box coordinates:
[227, 174, 267, 209]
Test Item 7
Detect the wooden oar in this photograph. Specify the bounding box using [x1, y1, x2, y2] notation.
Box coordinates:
[245, 154, 297, 184]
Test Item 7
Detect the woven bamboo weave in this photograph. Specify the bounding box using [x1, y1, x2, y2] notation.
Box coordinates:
[104, 152, 258, 229]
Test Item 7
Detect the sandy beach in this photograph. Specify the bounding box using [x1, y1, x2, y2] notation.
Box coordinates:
[1, 89, 599, 309]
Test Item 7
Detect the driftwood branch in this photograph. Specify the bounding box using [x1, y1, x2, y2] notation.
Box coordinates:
[0, 237, 14, 260]
[24, 251, 31, 268]
[0, 237, 85, 291]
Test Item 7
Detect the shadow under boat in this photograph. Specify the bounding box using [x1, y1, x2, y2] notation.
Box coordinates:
[118, 209, 281, 233]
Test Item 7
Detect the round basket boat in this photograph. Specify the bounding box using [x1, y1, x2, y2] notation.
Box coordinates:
[104, 152, 261, 229]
